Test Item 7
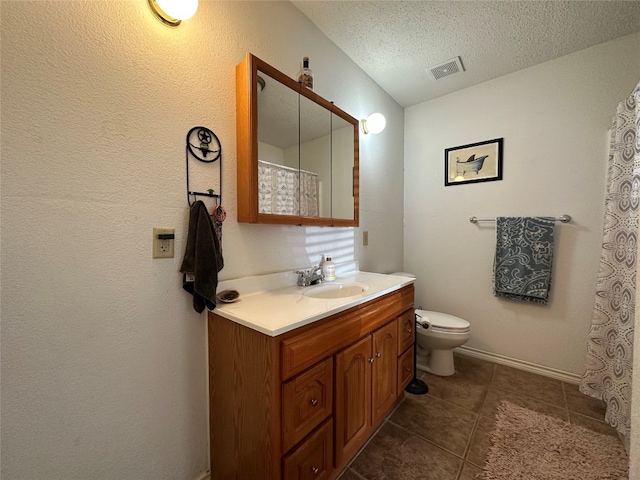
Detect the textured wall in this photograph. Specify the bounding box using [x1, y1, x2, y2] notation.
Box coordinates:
[404, 33, 640, 376]
[0, 2, 404, 479]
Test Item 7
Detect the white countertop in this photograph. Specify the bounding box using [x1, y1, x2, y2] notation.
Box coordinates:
[212, 264, 415, 336]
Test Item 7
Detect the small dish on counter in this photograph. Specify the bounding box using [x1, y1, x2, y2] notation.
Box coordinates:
[216, 289, 240, 303]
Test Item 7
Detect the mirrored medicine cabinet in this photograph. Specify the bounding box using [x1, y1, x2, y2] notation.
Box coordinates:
[236, 53, 359, 227]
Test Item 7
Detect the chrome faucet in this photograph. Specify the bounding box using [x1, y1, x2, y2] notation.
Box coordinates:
[295, 265, 324, 287]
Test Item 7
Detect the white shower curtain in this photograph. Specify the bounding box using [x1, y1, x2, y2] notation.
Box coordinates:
[580, 81, 640, 449]
[257, 160, 319, 217]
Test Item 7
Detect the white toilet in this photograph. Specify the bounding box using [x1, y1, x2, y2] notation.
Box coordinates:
[391, 272, 471, 377]
[415, 310, 470, 376]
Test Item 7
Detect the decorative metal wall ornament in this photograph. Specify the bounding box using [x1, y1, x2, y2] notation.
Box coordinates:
[186, 126, 221, 204]
[185, 126, 225, 235]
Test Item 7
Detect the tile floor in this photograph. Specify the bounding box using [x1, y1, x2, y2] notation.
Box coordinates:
[339, 353, 620, 480]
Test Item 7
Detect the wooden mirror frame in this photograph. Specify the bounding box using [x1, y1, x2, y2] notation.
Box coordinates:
[236, 53, 359, 227]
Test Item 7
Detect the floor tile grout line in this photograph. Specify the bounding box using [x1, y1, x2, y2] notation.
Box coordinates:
[341, 467, 368, 480]
[459, 362, 497, 474]
[416, 360, 497, 477]
[386, 417, 469, 462]
[462, 386, 492, 460]
[570, 410, 621, 428]
[486, 382, 574, 414]
[344, 417, 390, 478]
[412, 361, 497, 479]
[345, 394, 413, 480]
[456, 413, 480, 480]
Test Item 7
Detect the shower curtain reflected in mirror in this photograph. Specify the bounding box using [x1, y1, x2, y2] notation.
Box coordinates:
[580, 81, 640, 452]
[257, 160, 319, 217]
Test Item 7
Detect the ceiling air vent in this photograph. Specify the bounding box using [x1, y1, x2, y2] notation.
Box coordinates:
[427, 56, 465, 81]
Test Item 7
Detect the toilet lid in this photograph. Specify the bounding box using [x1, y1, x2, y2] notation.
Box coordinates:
[416, 310, 470, 333]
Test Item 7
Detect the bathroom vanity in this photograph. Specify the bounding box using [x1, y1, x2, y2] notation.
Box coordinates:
[208, 269, 415, 479]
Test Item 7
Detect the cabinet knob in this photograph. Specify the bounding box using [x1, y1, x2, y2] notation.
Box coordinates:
[405, 367, 412, 373]
[375, 352, 382, 358]
[310, 399, 318, 407]
[311, 466, 319, 475]
[406, 326, 412, 333]
[368, 358, 374, 363]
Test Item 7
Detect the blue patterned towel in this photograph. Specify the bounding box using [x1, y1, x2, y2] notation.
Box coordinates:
[493, 217, 555, 304]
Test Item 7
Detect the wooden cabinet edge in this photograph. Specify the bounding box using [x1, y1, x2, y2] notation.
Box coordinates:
[208, 313, 282, 478]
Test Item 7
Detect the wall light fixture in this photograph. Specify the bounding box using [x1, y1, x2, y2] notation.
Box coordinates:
[361, 113, 386, 135]
[148, 0, 198, 27]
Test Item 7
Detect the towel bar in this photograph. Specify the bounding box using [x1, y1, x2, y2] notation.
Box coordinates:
[469, 215, 571, 223]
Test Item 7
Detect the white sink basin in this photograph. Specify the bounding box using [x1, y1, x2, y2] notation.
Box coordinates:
[303, 282, 369, 299]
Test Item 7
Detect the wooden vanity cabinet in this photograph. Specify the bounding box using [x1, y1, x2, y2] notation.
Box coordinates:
[334, 321, 397, 466]
[208, 284, 414, 480]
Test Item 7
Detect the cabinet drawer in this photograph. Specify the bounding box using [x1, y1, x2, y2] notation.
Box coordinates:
[281, 286, 414, 380]
[397, 309, 415, 354]
[282, 358, 333, 453]
[283, 419, 333, 480]
[397, 345, 414, 394]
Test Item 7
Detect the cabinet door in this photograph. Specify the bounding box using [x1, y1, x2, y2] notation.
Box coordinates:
[282, 358, 333, 453]
[372, 321, 398, 425]
[334, 335, 372, 466]
[283, 419, 333, 480]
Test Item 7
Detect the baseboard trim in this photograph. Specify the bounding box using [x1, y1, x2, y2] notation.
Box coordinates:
[455, 346, 582, 384]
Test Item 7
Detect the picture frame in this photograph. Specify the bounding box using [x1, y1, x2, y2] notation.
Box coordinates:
[444, 138, 503, 186]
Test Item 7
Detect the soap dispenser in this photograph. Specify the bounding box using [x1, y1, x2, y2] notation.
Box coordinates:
[322, 256, 336, 282]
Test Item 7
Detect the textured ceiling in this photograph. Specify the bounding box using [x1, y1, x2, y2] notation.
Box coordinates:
[292, 1, 640, 108]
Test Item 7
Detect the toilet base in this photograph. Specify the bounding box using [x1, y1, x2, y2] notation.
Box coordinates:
[416, 349, 456, 376]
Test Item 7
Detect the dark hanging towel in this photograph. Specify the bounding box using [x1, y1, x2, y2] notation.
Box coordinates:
[493, 217, 555, 304]
[180, 200, 224, 313]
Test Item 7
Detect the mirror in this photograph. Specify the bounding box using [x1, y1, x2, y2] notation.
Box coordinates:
[332, 112, 356, 220]
[256, 70, 300, 216]
[236, 53, 359, 226]
[299, 93, 331, 219]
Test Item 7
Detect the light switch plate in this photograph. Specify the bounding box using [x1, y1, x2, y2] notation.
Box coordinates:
[153, 227, 175, 258]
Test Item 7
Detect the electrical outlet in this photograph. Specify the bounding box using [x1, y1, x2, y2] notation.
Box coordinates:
[363, 231, 369, 246]
[153, 227, 175, 258]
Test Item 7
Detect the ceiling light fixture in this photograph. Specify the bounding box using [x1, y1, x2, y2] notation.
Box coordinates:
[361, 113, 386, 135]
[148, 0, 198, 27]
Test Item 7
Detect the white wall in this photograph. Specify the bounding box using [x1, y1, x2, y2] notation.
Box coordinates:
[404, 33, 640, 376]
[0, 2, 404, 479]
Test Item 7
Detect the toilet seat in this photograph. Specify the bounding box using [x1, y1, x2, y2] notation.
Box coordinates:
[416, 310, 470, 334]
